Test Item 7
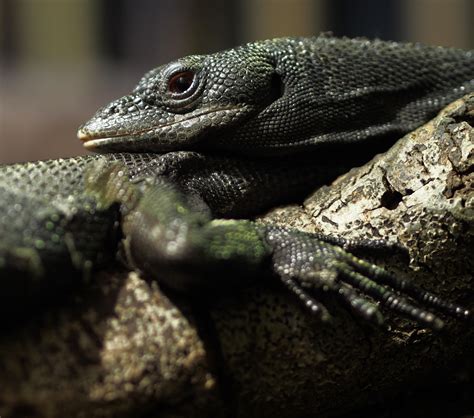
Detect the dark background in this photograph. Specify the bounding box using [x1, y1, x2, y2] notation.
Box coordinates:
[0, 0, 473, 163]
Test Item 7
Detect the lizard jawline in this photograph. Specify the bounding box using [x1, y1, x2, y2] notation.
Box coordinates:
[80, 105, 249, 152]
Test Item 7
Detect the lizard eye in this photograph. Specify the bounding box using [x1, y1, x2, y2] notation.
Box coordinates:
[167, 70, 197, 96]
[162, 64, 202, 111]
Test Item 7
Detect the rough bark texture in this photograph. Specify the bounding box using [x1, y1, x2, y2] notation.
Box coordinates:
[0, 95, 472, 418]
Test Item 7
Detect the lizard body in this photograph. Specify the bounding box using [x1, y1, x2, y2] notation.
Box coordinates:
[1, 35, 473, 328]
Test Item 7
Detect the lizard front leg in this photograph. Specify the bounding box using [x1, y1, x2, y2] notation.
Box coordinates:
[86, 162, 471, 330]
[0, 157, 121, 299]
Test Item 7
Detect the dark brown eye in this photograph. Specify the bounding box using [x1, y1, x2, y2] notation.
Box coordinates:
[168, 70, 195, 95]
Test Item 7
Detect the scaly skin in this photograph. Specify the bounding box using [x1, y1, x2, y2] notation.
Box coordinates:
[79, 35, 474, 156]
[1, 35, 473, 328]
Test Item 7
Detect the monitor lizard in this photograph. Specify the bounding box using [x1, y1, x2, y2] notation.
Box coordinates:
[1, 35, 473, 329]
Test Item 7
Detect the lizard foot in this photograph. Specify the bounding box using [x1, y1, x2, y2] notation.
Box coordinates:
[264, 226, 471, 330]
[85, 162, 470, 330]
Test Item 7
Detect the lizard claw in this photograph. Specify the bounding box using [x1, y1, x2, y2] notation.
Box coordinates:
[264, 226, 470, 330]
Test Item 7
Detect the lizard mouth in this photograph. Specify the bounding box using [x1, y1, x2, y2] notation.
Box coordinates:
[78, 105, 249, 152]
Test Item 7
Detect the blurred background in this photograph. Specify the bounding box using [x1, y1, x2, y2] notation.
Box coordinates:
[0, 0, 473, 163]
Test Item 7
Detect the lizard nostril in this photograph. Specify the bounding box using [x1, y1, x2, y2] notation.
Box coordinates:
[141, 95, 156, 107]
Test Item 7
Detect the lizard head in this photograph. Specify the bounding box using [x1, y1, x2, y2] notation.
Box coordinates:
[78, 42, 282, 152]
